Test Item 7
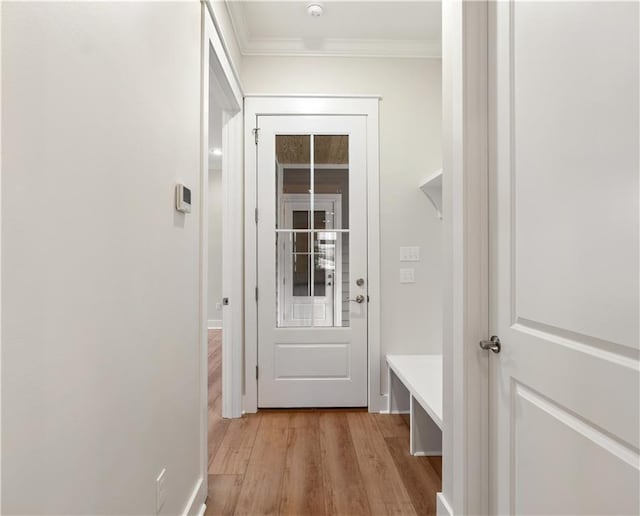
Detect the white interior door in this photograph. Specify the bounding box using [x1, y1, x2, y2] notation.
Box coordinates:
[490, 2, 639, 514]
[256, 115, 368, 407]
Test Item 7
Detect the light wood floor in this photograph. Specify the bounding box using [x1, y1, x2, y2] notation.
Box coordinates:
[206, 329, 442, 516]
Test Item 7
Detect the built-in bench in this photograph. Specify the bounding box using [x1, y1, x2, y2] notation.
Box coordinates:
[386, 354, 442, 456]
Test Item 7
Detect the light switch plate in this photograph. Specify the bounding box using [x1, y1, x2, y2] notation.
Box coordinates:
[400, 246, 420, 262]
[400, 268, 416, 284]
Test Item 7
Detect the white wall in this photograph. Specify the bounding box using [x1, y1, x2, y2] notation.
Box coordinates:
[2, 3, 203, 514]
[208, 168, 223, 326]
[242, 56, 443, 393]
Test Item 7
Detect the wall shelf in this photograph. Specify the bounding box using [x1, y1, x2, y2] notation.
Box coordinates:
[419, 169, 443, 219]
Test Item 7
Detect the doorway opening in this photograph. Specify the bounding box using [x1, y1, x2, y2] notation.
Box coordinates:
[206, 0, 446, 512]
[199, 5, 244, 509]
[206, 71, 225, 469]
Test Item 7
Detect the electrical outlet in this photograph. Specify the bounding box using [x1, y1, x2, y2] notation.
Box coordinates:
[156, 468, 167, 514]
[400, 246, 420, 262]
[400, 268, 416, 284]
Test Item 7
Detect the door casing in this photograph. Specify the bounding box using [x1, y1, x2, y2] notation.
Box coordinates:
[199, 3, 244, 511]
[244, 96, 381, 413]
[440, 2, 490, 515]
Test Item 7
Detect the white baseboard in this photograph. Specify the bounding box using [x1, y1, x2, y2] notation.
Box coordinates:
[207, 319, 222, 329]
[377, 393, 409, 415]
[437, 493, 453, 516]
[371, 393, 388, 413]
[182, 477, 204, 516]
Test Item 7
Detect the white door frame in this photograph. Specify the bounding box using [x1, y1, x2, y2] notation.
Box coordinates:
[244, 96, 381, 413]
[439, 1, 489, 516]
[197, 2, 244, 512]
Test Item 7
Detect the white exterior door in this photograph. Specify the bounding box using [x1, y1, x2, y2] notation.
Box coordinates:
[490, 2, 639, 514]
[256, 115, 368, 407]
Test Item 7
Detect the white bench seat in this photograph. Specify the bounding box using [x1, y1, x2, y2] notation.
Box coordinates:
[386, 354, 443, 456]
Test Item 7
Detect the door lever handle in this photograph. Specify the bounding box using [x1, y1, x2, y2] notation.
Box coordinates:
[479, 335, 501, 354]
[349, 295, 366, 304]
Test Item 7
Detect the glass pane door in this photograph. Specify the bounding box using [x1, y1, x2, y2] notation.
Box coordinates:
[275, 134, 349, 327]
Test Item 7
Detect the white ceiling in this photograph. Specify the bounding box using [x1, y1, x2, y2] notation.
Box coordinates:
[226, 1, 442, 58]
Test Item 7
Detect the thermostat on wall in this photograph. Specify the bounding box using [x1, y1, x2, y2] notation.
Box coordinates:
[175, 183, 192, 213]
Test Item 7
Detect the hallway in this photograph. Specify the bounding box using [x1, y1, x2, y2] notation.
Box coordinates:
[205, 330, 442, 515]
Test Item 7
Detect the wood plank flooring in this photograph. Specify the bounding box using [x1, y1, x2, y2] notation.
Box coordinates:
[205, 330, 442, 516]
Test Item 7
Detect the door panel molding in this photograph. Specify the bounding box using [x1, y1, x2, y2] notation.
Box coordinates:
[244, 96, 381, 413]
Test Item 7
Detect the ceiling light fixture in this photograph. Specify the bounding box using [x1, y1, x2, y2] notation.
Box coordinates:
[307, 3, 324, 17]
[210, 147, 222, 156]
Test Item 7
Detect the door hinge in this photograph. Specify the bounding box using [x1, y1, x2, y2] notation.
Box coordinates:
[253, 127, 260, 145]
[255, 286, 259, 302]
[256, 365, 259, 380]
[255, 208, 258, 224]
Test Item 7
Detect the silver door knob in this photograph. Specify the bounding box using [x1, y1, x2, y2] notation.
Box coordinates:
[349, 294, 365, 304]
[479, 335, 501, 354]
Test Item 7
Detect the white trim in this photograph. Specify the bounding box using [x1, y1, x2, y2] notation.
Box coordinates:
[207, 319, 223, 330]
[220, 109, 244, 420]
[240, 39, 441, 60]
[378, 394, 390, 413]
[225, 1, 250, 56]
[244, 96, 382, 413]
[199, 5, 245, 512]
[198, 6, 210, 512]
[442, 1, 489, 516]
[436, 493, 454, 516]
[181, 477, 204, 516]
[225, 2, 441, 59]
[204, 0, 244, 98]
[0, 5, 3, 509]
[366, 100, 382, 413]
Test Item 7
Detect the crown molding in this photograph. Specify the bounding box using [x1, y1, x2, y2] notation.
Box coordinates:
[240, 36, 441, 58]
[226, 1, 442, 59]
[225, 1, 252, 55]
